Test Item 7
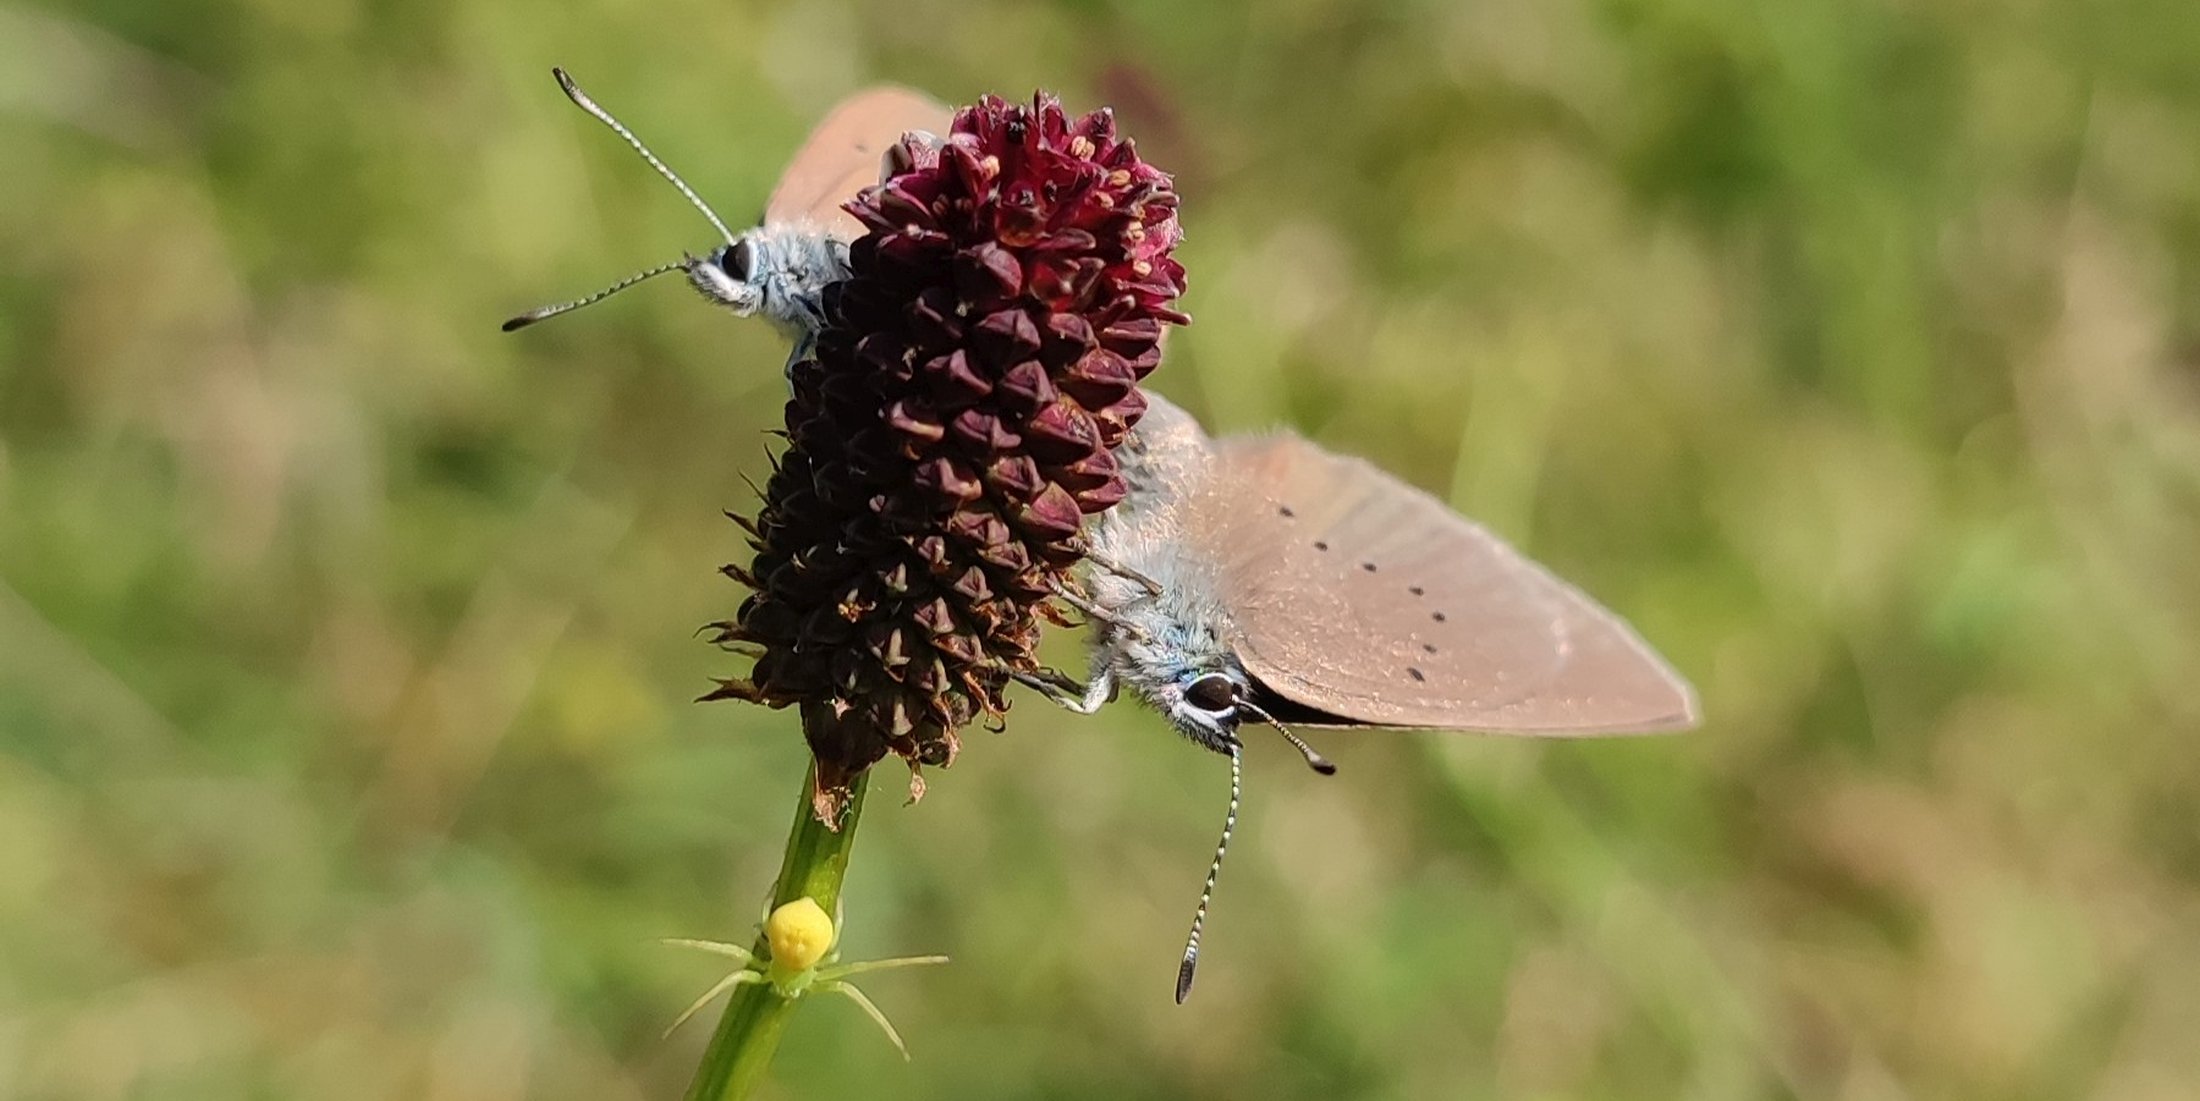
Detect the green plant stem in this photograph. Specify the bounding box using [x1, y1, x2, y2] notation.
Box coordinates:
[684, 762, 867, 1101]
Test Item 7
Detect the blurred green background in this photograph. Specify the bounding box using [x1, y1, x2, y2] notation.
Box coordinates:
[5, 0, 2200, 1097]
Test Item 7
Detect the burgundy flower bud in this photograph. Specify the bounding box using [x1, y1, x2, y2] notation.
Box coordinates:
[907, 288, 964, 347]
[976, 539, 1032, 576]
[1024, 400, 1102, 463]
[984, 455, 1046, 498]
[1058, 350, 1140, 406]
[945, 509, 1014, 554]
[997, 361, 1058, 412]
[711, 91, 1187, 822]
[912, 456, 985, 503]
[949, 566, 994, 604]
[949, 409, 1021, 453]
[973, 309, 1043, 368]
[886, 400, 947, 449]
[956, 244, 1025, 303]
[926, 350, 993, 406]
[1051, 448, 1121, 491]
[1012, 483, 1084, 541]
[1072, 478, 1129, 512]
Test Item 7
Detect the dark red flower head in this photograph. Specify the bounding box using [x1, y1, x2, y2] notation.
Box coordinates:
[706, 92, 1188, 822]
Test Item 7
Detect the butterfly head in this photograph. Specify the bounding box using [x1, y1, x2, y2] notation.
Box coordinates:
[688, 238, 765, 315]
[1164, 668, 1335, 775]
[1164, 669, 1252, 753]
[686, 229, 847, 336]
[500, 69, 851, 337]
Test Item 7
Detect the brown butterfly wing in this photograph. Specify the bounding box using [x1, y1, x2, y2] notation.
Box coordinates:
[1184, 434, 1697, 735]
[764, 86, 951, 239]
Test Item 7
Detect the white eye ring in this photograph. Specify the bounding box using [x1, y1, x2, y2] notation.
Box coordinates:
[723, 238, 754, 281]
[1183, 673, 1238, 714]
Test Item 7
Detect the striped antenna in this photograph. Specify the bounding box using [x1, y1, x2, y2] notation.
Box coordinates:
[500, 259, 687, 331]
[1176, 743, 1241, 1004]
[551, 67, 738, 246]
[1239, 698, 1335, 775]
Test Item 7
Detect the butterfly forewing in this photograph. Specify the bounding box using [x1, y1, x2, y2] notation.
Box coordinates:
[764, 86, 951, 239]
[1193, 434, 1696, 735]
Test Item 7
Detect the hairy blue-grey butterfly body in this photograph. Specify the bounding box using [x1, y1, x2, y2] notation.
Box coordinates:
[502, 69, 947, 362]
[1018, 391, 1698, 999]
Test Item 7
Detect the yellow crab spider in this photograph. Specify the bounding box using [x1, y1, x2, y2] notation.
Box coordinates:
[663, 896, 948, 1059]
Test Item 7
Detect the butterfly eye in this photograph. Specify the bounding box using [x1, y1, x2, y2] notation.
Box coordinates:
[1183, 674, 1238, 714]
[722, 238, 754, 281]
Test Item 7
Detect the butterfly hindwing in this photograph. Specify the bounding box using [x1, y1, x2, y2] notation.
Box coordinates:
[1173, 430, 1694, 734]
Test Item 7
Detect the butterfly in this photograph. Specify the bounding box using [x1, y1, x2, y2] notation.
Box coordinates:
[1009, 392, 1698, 999]
[501, 68, 947, 363]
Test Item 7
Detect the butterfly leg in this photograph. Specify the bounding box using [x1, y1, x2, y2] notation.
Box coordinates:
[1021, 664, 1086, 693]
[1080, 547, 1164, 598]
[1050, 586, 1149, 641]
[1076, 666, 1117, 712]
[1003, 666, 1114, 715]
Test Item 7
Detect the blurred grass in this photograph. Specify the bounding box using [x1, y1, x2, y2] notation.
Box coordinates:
[4, 0, 2200, 1097]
